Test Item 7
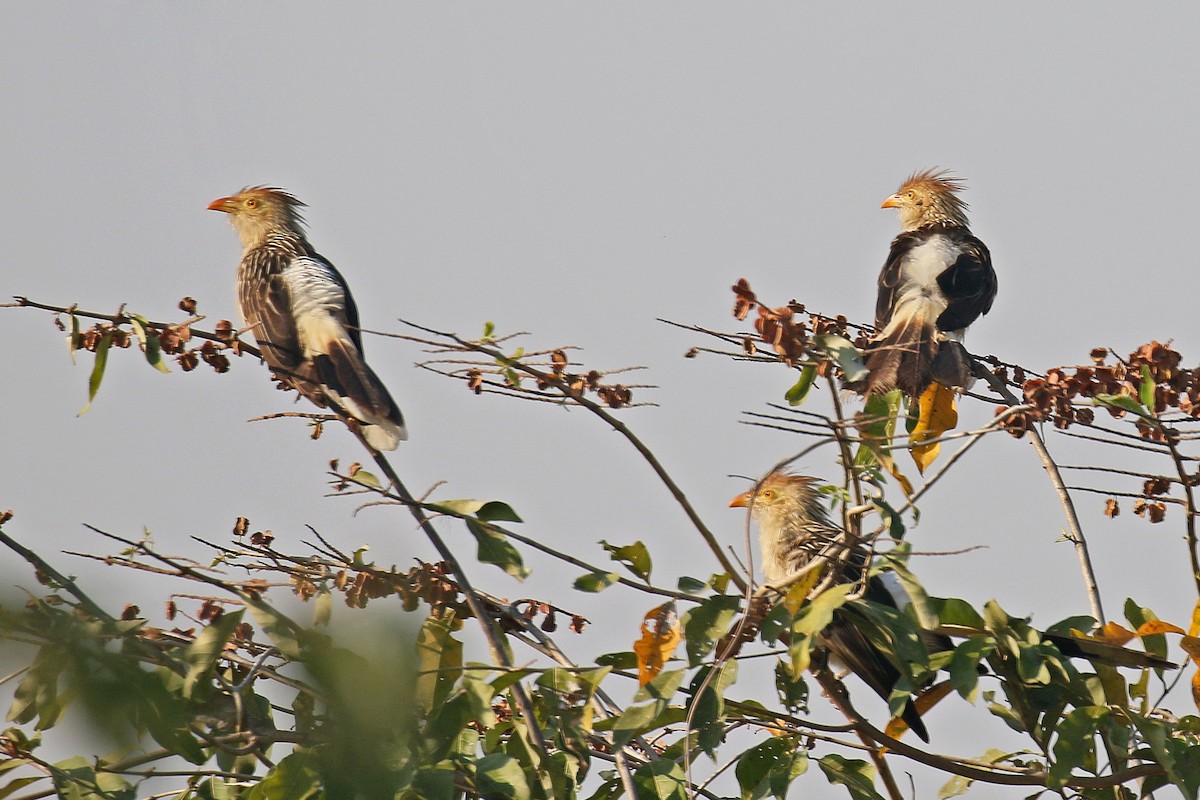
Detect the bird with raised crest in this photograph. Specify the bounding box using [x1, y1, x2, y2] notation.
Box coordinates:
[730, 471, 943, 741]
[851, 170, 997, 397]
[208, 187, 407, 451]
[729, 471, 1176, 742]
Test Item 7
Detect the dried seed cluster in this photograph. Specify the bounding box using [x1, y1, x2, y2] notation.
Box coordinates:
[1019, 342, 1199, 439]
[732, 279, 862, 368]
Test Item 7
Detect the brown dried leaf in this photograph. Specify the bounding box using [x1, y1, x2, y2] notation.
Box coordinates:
[731, 279, 757, 320]
[1143, 477, 1172, 497]
[551, 349, 568, 374]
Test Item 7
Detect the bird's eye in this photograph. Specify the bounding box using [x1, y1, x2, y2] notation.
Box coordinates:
[245, 198, 258, 208]
[761, 490, 774, 499]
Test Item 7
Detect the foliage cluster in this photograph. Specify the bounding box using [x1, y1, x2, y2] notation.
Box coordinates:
[1, 289, 1200, 800]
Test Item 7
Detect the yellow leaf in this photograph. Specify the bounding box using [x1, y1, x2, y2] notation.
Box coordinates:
[910, 383, 959, 475]
[1137, 620, 1186, 637]
[767, 720, 792, 737]
[1078, 621, 1137, 647]
[1193, 669, 1200, 713]
[781, 567, 824, 615]
[1188, 598, 1200, 638]
[882, 681, 954, 742]
[1180, 635, 1200, 662]
[633, 602, 681, 686]
[882, 716, 908, 743]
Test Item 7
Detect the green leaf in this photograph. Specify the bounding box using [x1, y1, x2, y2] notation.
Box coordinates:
[854, 390, 902, 470]
[9, 648, 66, 729]
[78, 330, 113, 415]
[182, 610, 245, 699]
[1043, 615, 1096, 637]
[66, 311, 80, 364]
[0, 777, 42, 800]
[774, 659, 809, 712]
[415, 616, 463, 712]
[1093, 393, 1151, 419]
[244, 601, 304, 660]
[129, 314, 170, 373]
[817, 754, 885, 800]
[632, 759, 688, 800]
[466, 519, 530, 580]
[677, 576, 707, 594]
[1139, 364, 1156, 409]
[1128, 711, 1200, 797]
[424, 692, 475, 762]
[476, 501, 523, 523]
[430, 498, 523, 523]
[689, 661, 738, 756]
[573, 571, 620, 592]
[601, 540, 652, 582]
[736, 735, 808, 800]
[681, 594, 740, 666]
[787, 584, 854, 676]
[610, 701, 668, 748]
[595, 651, 638, 670]
[812, 334, 868, 383]
[349, 469, 382, 489]
[412, 763, 458, 800]
[949, 637, 995, 703]
[1123, 598, 1169, 663]
[474, 753, 531, 800]
[785, 365, 818, 406]
[635, 667, 686, 704]
[247, 751, 322, 800]
[50, 756, 133, 800]
[482, 320, 496, 340]
[872, 497, 906, 540]
[937, 597, 986, 629]
[1048, 707, 1109, 789]
[878, 554, 937, 630]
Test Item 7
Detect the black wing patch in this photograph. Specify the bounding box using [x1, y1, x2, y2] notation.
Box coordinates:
[935, 233, 995, 332]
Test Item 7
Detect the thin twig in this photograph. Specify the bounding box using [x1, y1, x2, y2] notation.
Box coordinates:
[977, 369, 1105, 624]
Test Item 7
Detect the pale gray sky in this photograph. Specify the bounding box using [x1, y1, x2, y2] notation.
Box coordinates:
[3, 4, 1198, 796]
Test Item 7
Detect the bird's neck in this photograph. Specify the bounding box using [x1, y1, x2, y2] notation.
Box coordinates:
[232, 218, 304, 252]
[903, 201, 969, 232]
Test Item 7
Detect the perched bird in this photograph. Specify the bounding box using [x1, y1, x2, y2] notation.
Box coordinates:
[730, 472, 1176, 742]
[730, 472, 942, 740]
[209, 187, 406, 450]
[854, 169, 997, 396]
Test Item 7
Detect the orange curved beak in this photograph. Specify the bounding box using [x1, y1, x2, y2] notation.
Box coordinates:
[729, 490, 753, 508]
[880, 194, 902, 209]
[207, 197, 235, 213]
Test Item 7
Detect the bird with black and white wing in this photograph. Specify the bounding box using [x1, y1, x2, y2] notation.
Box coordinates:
[730, 471, 1177, 742]
[730, 472, 943, 741]
[853, 170, 997, 397]
[209, 187, 407, 451]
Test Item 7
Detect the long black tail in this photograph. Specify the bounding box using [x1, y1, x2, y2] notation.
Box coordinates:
[312, 339, 407, 450]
